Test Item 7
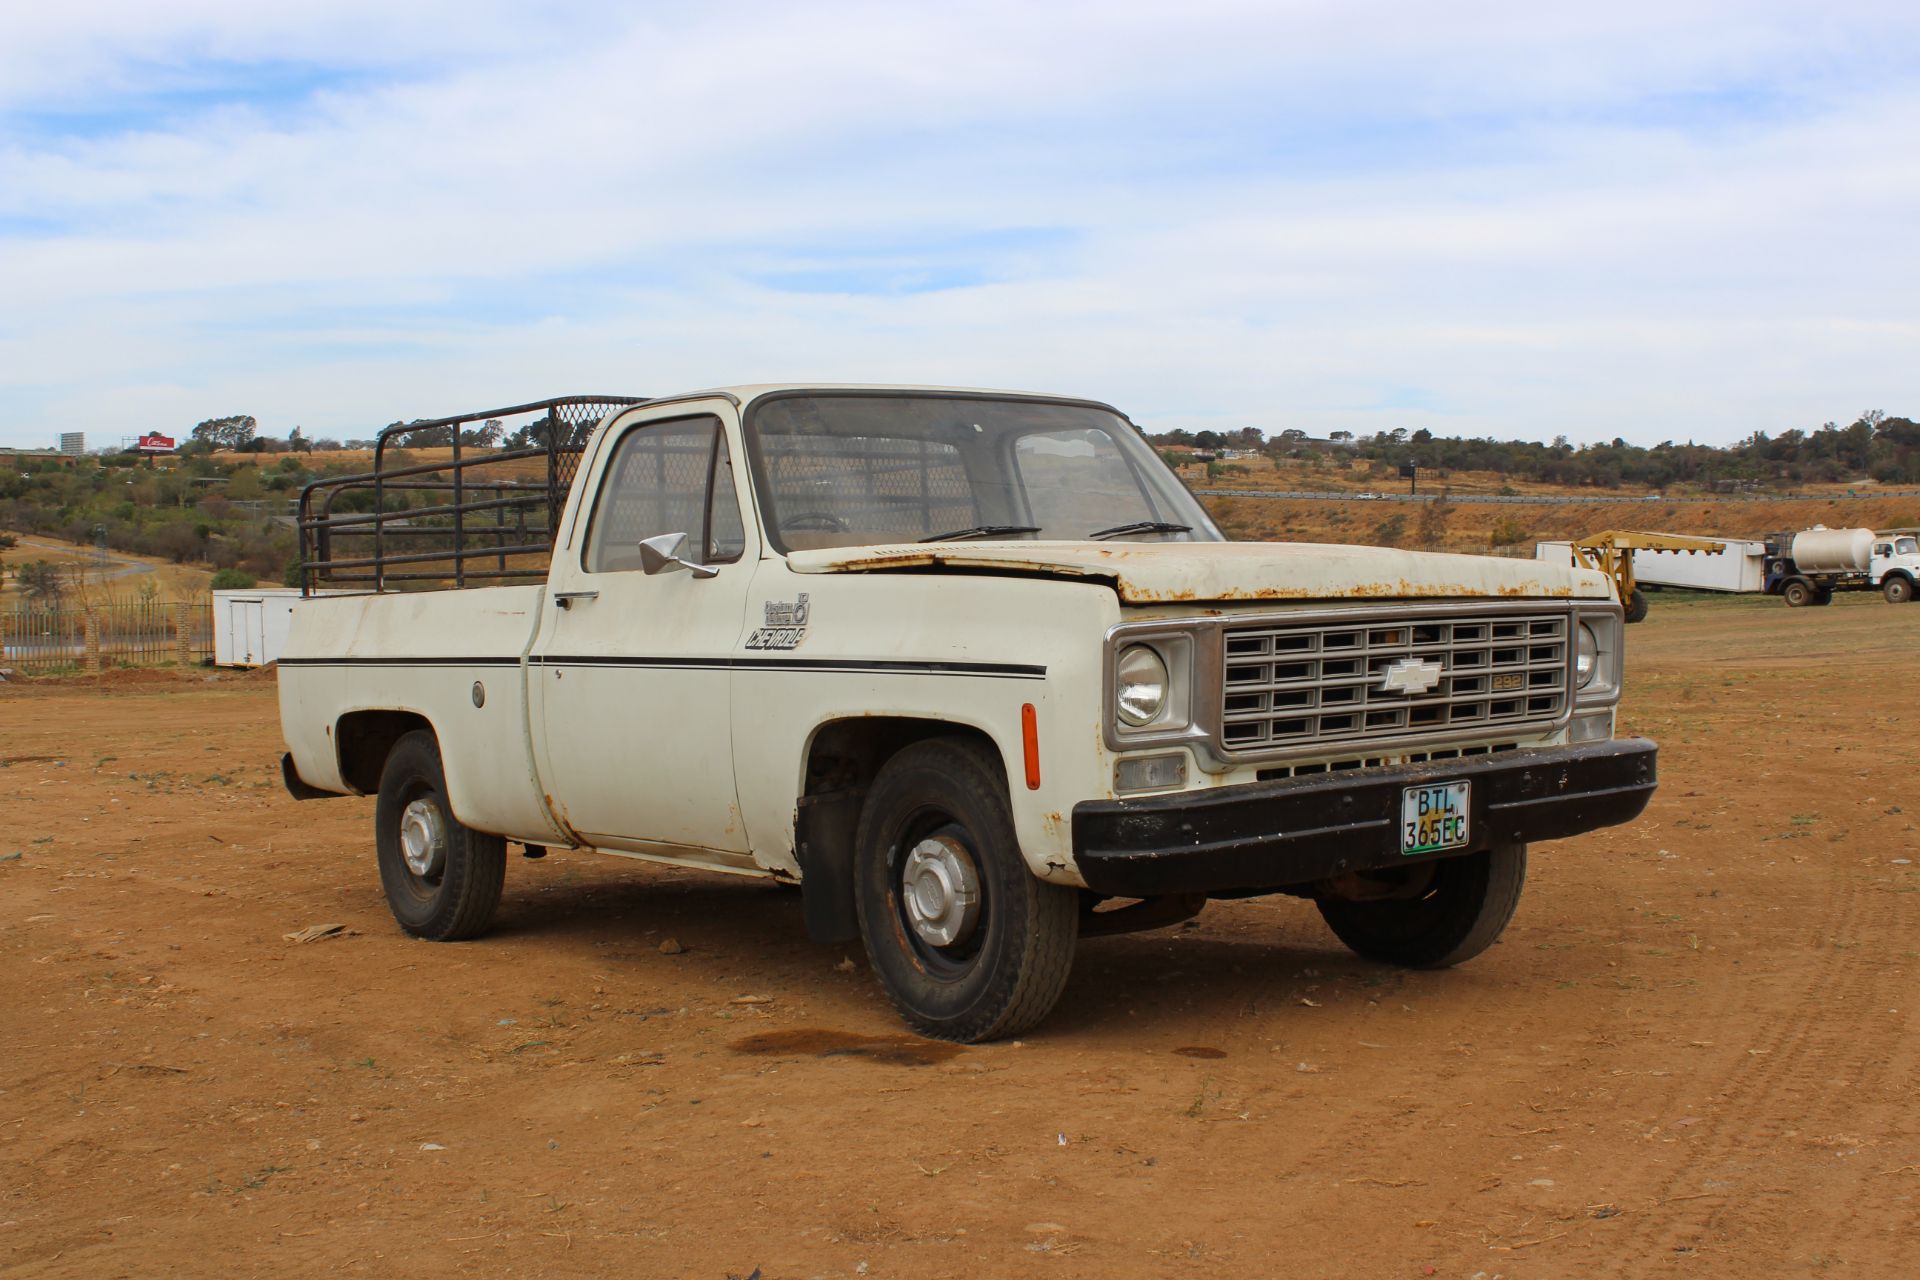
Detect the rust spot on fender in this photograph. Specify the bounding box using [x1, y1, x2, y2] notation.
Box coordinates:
[542, 793, 586, 846]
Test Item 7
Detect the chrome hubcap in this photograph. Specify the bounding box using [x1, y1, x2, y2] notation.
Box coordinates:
[399, 798, 446, 878]
[901, 834, 981, 948]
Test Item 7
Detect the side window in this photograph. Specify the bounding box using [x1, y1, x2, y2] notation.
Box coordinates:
[584, 416, 746, 573]
[1875, 543, 1892, 558]
[708, 433, 746, 561]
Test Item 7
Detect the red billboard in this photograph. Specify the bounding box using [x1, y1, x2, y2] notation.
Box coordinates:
[135, 434, 175, 453]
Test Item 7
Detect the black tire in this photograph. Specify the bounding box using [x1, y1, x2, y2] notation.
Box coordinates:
[1885, 576, 1914, 605]
[1782, 579, 1813, 608]
[1315, 843, 1526, 968]
[374, 730, 506, 941]
[1624, 590, 1649, 624]
[1812, 586, 1834, 606]
[853, 738, 1078, 1042]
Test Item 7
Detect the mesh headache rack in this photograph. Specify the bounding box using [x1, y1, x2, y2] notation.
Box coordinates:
[298, 395, 645, 594]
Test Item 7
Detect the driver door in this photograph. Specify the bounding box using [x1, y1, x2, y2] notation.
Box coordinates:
[529, 408, 756, 861]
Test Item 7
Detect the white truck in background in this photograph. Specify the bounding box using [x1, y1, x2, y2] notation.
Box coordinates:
[276, 386, 1656, 1042]
[1763, 527, 1920, 607]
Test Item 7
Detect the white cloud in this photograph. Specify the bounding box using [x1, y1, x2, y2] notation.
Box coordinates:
[2, 1, 1918, 446]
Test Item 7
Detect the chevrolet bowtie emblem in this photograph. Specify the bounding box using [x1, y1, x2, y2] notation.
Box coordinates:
[1379, 657, 1444, 697]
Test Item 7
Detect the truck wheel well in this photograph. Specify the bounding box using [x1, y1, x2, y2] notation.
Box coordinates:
[804, 717, 1001, 799]
[336, 711, 435, 795]
[794, 718, 1002, 944]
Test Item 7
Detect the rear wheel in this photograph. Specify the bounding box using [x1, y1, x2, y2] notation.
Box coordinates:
[1812, 586, 1834, 606]
[1315, 843, 1526, 968]
[375, 730, 506, 941]
[1782, 579, 1814, 608]
[853, 738, 1077, 1042]
[1886, 576, 1915, 604]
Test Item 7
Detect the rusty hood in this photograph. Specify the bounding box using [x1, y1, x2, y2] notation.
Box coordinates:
[783, 540, 1614, 605]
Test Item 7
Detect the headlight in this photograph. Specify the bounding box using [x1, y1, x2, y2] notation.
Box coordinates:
[1115, 645, 1169, 726]
[1575, 622, 1598, 688]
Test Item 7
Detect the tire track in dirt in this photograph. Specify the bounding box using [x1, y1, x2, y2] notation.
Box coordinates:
[1585, 840, 1900, 1272]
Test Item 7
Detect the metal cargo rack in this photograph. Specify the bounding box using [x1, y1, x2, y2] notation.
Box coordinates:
[297, 395, 644, 594]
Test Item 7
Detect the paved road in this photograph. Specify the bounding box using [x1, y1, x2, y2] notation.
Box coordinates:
[9, 533, 157, 582]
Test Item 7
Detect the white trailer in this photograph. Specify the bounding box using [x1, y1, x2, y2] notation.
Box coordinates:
[213, 588, 341, 666]
[1534, 538, 1766, 594]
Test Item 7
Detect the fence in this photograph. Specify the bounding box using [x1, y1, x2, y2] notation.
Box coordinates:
[0, 599, 213, 677]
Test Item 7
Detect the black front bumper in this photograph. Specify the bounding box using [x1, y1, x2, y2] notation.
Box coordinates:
[1072, 738, 1657, 898]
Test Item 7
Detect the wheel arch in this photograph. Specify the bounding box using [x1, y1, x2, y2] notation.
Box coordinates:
[793, 715, 1006, 944]
[336, 708, 437, 796]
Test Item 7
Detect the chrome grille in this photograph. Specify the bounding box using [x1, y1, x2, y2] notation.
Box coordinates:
[1219, 612, 1571, 755]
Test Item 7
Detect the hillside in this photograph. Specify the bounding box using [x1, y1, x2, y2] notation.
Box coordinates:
[0, 532, 215, 605]
[1201, 491, 1920, 555]
[1191, 457, 1920, 553]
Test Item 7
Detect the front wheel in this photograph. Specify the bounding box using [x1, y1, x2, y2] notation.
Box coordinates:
[1782, 579, 1814, 608]
[1315, 843, 1526, 968]
[1624, 589, 1649, 624]
[375, 730, 506, 941]
[853, 738, 1078, 1042]
[1886, 576, 1915, 604]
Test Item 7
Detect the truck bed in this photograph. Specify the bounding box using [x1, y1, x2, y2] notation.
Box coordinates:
[277, 586, 563, 845]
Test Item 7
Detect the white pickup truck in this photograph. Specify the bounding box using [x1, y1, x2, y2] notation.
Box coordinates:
[279, 386, 1656, 1042]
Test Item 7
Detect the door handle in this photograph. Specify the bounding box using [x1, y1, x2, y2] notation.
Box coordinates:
[553, 591, 600, 610]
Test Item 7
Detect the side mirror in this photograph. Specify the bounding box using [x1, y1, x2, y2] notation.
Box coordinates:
[638, 532, 719, 579]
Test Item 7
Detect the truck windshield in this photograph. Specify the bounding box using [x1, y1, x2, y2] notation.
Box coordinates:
[742, 393, 1223, 552]
[1897, 537, 1918, 557]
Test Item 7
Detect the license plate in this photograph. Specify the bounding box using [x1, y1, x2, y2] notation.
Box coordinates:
[1401, 781, 1470, 855]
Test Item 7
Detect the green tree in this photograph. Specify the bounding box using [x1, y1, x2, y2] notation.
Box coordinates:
[191, 415, 258, 450]
[20, 559, 65, 600]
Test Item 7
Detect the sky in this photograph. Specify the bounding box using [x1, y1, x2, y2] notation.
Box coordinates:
[1, 1, 1917, 450]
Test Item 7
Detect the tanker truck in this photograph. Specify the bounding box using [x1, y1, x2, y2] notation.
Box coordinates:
[1762, 527, 1920, 607]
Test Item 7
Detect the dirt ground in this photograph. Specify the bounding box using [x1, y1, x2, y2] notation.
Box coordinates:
[3, 593, 1917, 1278]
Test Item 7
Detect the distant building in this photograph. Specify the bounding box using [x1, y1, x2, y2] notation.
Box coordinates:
[0, 446, 78, 467]
[59, 431, 85, 456]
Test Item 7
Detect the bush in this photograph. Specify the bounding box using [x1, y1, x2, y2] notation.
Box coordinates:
[210, 568, 257, 590]
[1371, 514, 1409, 546]
[1489, 516, 1531, 547]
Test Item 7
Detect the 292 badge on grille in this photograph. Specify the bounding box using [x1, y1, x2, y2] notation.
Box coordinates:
[1402, 781, 1470, 855]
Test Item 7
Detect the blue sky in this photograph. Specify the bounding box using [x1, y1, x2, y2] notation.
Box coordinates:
[2, 1, 1916, 449]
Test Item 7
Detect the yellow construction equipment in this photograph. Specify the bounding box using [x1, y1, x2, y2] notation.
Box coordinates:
[1556, 530, 1727, 623]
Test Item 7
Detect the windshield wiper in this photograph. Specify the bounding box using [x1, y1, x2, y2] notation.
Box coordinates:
[918, 524, 1042, 543]
[1086, 521, 1192, 540]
